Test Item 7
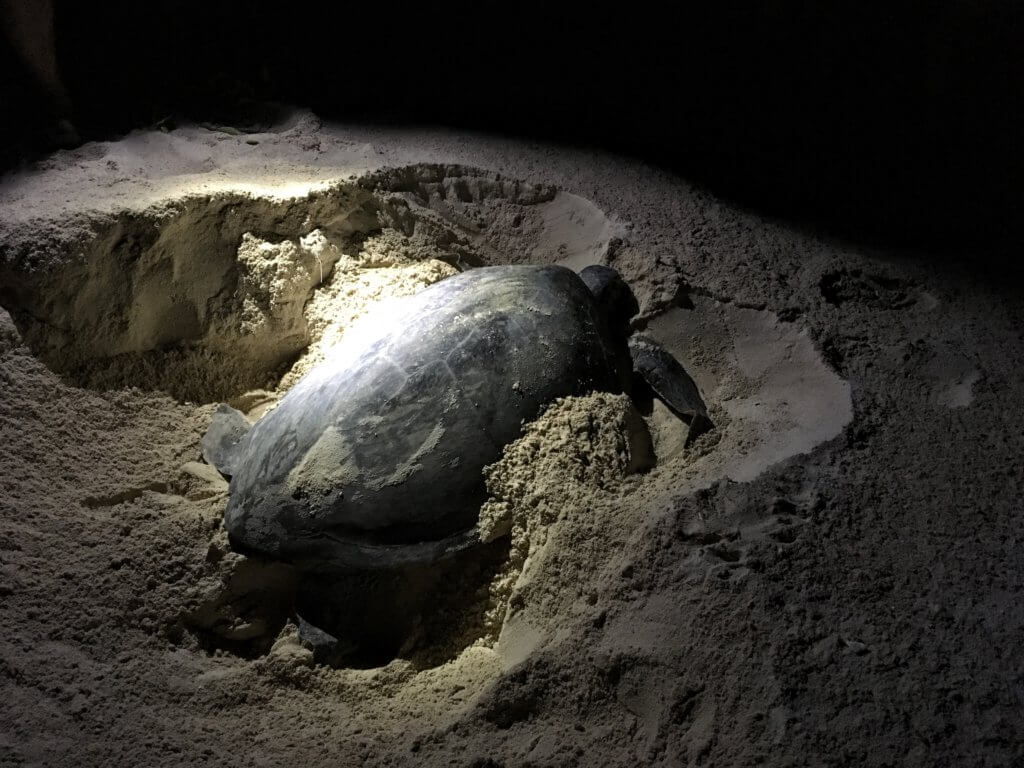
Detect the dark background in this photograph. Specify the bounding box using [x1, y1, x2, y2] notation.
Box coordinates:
[2, 1, 1021, 255]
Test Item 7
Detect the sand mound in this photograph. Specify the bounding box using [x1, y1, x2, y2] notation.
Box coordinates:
[478, 393, 653, 637]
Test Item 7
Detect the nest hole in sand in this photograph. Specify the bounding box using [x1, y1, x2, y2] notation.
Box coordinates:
[0, 163, 658, 669]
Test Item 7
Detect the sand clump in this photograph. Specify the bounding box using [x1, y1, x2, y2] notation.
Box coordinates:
[477, 392, 653, 638]
[478, 392, 651, 545]
[276, 231, 457, 390]
[234, 229, 340, 338]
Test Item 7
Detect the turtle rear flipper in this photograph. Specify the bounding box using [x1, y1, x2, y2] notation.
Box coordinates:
[628, 334, 712, 443]
[294, 600, 360, 667]
[201, 404, 253, 478]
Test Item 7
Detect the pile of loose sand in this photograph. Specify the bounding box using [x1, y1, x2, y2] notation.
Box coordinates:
[477, 392, 653, 638]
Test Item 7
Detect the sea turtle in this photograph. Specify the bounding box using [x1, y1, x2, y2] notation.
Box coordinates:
[203, 264, 709, 572]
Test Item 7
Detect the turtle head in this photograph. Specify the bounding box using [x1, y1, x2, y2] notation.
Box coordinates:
[579, 265, 639, 339]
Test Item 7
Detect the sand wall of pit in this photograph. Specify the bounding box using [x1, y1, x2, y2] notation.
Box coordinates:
[0, 186, 381, 401]
[0, 164, 624, 403]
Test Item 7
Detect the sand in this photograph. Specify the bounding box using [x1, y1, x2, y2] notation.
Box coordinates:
[0, 112, 1020, 766]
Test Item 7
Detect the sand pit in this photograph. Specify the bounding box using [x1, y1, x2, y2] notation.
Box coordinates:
[2, 114, 1016, 767]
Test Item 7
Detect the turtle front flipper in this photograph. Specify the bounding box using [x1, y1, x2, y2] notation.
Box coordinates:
[201, 404, 253, 479]
[628, 334, 712, 443]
